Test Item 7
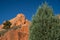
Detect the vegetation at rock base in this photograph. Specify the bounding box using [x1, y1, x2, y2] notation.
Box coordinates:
[29, 2, 60, 40]
[0, 29, 8, 36]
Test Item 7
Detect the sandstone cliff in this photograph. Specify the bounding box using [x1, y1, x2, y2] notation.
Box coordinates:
[0, 13, 30, 40]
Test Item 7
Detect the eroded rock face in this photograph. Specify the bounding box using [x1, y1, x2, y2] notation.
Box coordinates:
[56, 14, 60, 19]
[0, 13, 30, 40]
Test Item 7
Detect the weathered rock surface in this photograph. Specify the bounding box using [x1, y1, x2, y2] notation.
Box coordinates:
[0, 13, 30, 40]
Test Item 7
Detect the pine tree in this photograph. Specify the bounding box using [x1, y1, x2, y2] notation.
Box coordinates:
[29, 2, 60, 40]
[3, 20, 12, 29]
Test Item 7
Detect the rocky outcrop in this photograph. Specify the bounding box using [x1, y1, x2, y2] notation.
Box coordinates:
[0, 13, 30, 40]
[56, 14, 60, 19]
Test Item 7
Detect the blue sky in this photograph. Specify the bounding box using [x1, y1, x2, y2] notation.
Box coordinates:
[0, 0, 60, 24]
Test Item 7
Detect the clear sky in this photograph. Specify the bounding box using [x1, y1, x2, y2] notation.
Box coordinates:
[0, 0, 60, 24]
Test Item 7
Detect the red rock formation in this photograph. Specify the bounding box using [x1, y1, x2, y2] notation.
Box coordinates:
[0, 13, 30, 40]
